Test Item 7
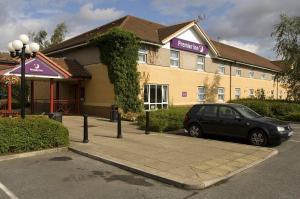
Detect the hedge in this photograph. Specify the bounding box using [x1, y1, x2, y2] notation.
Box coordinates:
[0, 116, 69, 155]
[137, 106, 190, 132]
[229, 99, 300, 121]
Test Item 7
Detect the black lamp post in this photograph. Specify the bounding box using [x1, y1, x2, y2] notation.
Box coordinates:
[8, 35, 40, 119]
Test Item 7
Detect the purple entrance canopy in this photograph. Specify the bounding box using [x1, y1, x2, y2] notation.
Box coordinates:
[170, 38, 209, 55]
[9, 58, 61, 78]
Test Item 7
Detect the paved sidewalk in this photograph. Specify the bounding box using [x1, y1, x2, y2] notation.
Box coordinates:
[64, 116, 278, 189]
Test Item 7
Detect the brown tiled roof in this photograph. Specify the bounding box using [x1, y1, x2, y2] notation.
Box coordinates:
[49, 57, 91, 79]
[43, 15, 165, 54]
[44, 15, 280, 72]
[158, 21, 194, 41]
[211, 40, 281, 71]
[121, 15, 164, 43]
[0, 53, 19, 64]
[43, 16, 128, 54]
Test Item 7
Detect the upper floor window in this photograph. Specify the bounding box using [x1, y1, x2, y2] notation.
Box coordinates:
[197, 56, 205, 71]
[249, 70, 254, 78]
[235, 88, 241, 99]
[261, 73, 267, 80]
[198, 86, 205, 101]
[218, 65, 225, 74]
[271, 74, 276, 81]
[236, 68, 242, 77]
[218, 87, 225, 101]
[170, 50, 180, 67]
[138, 46, 147, 63]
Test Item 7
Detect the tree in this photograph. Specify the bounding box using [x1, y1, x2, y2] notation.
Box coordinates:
[203, 73, 221, 103]
[28, 30, 50, 50]
[272, 14, 300, 101]
[50, 22, 68, 45]
[28, 22, 68, 50]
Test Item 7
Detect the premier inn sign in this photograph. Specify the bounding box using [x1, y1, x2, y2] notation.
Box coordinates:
[170, 38, 208, 55]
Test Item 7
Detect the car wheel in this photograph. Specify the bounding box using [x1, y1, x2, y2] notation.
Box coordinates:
[188, 124, 202, 138]
[249, 129, 268, 146]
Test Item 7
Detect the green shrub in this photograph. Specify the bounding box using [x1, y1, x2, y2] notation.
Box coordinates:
[229, 99, 300, 121]
[283, 112, 300, 122]
[136, 106, 190, 132]
[0, 116, 69, 155]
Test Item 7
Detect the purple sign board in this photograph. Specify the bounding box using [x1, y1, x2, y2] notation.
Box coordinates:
[170, 38, 208, 55]
[10, 58, 61, 77]
[182, 91, 187, 97]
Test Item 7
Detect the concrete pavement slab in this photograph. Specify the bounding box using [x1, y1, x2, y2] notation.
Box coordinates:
[64, 116, 278, 189]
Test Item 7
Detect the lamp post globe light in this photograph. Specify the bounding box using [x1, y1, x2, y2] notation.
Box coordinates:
[7, 34, 40, 119]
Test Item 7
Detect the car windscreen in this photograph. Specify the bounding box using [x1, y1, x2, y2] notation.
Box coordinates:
[235, 105, 262, 119]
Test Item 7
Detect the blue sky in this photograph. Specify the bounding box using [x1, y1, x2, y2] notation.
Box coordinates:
[0, 0, 299, 59]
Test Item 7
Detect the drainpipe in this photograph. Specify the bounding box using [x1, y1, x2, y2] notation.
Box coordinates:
[229, 62, 232, 101]
[276, 76, 279, 99]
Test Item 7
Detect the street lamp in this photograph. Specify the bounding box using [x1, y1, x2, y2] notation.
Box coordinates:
[7, 34, 40, 119]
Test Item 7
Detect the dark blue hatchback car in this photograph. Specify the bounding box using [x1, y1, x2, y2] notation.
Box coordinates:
[183, 103, 293, 146]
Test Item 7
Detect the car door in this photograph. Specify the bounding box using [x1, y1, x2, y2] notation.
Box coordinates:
[197, 105, 219, 135]
[217, 106, 248, 138]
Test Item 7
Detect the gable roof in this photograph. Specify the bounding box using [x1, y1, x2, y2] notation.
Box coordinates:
[211, 40, 281, 72]
[0, 52, 90, 79]
[158, 21, 194, 42]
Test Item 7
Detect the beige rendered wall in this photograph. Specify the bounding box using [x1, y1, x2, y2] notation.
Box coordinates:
[57, 46, 100, 66]
[82, 63, 115, 107]
[138, 59, 287, 105]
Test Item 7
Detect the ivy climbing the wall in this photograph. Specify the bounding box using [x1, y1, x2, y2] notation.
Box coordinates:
[90, 28, 142, 113]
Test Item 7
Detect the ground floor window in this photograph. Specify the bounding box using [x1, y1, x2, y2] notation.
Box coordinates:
[198, 86, 205, 101]
[235, 88, 241, 99]
[249, 89, 255, 98]
[217, 87, 224, 101]
[144, 84, 168, 110]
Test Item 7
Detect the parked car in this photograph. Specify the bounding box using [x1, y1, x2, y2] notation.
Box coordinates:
[183, 103, 293, 146]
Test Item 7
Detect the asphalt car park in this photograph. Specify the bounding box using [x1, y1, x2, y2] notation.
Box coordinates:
[0, 124, 299, 199]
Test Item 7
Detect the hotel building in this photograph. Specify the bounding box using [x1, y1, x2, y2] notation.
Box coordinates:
[1, 15, 286, 117]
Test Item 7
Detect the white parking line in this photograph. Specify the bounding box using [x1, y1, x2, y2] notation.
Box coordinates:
[0, 181, 18, 199]
[288, 139, 300, 143]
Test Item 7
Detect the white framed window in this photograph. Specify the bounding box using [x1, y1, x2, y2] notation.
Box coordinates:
[198, 86, 205, 101]
[138, 46, 147, 63]
[249, 70, 254, 78]
[235, 68, 242, 77]
[218, 65, 225, 74]
[261, 73, 266, 80]
[249, 89, 255, 98]
[144, 84, 168, 111]
[197, 56, 205, 71]
[235, 88, 241, 99]
[170, 50, 180, 67]
[217, 87, 225, 101]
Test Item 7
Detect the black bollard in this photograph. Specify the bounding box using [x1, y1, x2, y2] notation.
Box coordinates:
[83, 114, 89, 143]
[145, 111, 150, 134]
[117, 113, 122, 138]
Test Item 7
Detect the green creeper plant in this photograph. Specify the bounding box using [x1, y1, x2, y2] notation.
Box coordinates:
[90, 28, 142, 113]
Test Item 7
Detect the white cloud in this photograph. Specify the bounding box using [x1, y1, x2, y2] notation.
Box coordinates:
[79, 3, 124, 21]
[0, 1, 125, 51]
[220, 40, 259, 53]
